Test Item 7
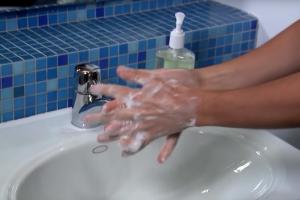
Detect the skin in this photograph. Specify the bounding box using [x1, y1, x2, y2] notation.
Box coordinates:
[86, 19, 300, 163]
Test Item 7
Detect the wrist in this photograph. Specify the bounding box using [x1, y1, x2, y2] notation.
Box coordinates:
[194, 90, 220, 126]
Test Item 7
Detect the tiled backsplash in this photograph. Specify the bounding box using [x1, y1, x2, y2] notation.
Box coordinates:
[0, 0, 258, 123]
[0, 0, 200, 32]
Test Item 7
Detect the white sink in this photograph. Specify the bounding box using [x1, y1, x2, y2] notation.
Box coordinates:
[0, 109, 299, 200]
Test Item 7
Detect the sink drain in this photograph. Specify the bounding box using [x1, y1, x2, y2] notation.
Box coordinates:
[92, 145, 108, 154]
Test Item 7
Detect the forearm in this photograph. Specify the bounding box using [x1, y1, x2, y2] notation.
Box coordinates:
[198, 71, 300, 128]
[196, 19, 300, 91]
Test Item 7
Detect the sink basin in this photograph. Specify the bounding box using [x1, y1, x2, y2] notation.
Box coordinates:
[0, 109, 300, 200]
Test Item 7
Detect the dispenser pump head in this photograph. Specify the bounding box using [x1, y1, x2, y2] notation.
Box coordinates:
[169, 12, 186, 49]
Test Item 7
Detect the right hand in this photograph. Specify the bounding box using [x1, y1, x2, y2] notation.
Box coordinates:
[99, 66, 201, 163]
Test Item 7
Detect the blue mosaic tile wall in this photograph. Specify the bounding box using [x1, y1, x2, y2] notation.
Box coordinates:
[0, 1, 258, 123]
[0, 0, 201, 32]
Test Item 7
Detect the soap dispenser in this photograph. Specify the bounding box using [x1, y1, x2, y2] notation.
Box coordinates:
[156, 12, 195, 69]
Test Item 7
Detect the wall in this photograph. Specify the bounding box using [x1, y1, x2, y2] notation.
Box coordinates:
[215, 0, 300, 46]
[0, 1, 258, 123]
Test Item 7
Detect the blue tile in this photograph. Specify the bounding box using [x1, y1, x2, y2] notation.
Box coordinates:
[14, 86, 24, 98]
[47, 91, 57, 102]
[100, 47, 109, 58]
[68, 99, 73, 107]
[58, 100, 68, 109]
[58, 89, 68, 100]
[1, 64, 12, 76]
[101, 69, 108, 80]
[251, 20, 257, 30]
[148, 39, 156, 49]
[25, 96, 35, 107]
[49, 14, 58, 25]
[58, 54, 68, 66]
[37, 82, 46, 93]
[129, 54, 137, 64]
[96, 7, 104, 17]
[18, 18, 27, 29]
[104, 6, 113, 16]
[119, 44, 128, 55]
[48, 68, 57, 79]
[28, 17, 38, 27]
[57, 66, 69, 78]
[110, 46, 118, 57]
[234, 23, 243, 33]
[0, 20, 6, 31]
[109, 57, 118, 67]
[47, 102, 57, 111]
[36, 71, 46, 82]
[37, 94, 46, 105]
[69, 53, 78, 64]
[25, 84, 36, 96]
[118, 55, 128, 65]
[79, 51, 89, 62]
[25, 73, 36, 84]
[25, 107, 35, 117]
[13, 62, 25, 75]
[2, 77, 13, 88]
[36, 58, 47, 71]
[138, 62, 146, 69]
[99, 59, 108, 69]
[58, 12, 67, 23]
[39, 15, 48, 26]
[14, 109, 24, 120]
[109, 67, 117, 78]
[14, 75, 24, 86]
[3, 112, 13, 122]
[87, 9, 95, 19]
[6, 19, 17, 31]
[1, 88, 13, 99]
[138, 40, 147, 51]
[37, 104, 46, 114]
[47, 56, 57, 68]
[138, 52, 146, 62]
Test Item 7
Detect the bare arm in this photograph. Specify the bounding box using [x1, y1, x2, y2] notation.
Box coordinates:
[198, 71, 300, 128]
[197, 19, 300, 90]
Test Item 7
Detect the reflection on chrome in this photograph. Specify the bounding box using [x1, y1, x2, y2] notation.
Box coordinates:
[263, 146, 268, 151]
[233, 161, 252, 173]
[256, 151, 261, 156]
[201, 189, 209, 194]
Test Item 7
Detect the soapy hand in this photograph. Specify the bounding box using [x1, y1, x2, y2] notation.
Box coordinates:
[85, 66, 201, 163]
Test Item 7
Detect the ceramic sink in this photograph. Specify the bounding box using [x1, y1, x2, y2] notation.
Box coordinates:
[0, 108, 299, 200]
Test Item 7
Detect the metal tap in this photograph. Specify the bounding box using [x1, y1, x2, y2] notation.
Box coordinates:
[71, 64, 111, 129]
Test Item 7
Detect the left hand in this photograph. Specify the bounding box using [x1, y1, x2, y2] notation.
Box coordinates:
[85, 66, 201, 163]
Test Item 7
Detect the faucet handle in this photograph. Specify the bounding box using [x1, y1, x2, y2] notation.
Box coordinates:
[75, 64, 100, 95]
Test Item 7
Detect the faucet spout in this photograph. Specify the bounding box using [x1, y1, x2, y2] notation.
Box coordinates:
[71, 64, 110, 129]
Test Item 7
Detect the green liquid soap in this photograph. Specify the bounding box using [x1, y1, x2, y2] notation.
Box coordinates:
[156, 47, 195, 69]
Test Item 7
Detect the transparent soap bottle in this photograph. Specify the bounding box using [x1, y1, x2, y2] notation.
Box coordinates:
[156, 12, 195, 69]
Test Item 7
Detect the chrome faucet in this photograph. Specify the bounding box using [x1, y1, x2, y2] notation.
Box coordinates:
[71, 64, 111, 129]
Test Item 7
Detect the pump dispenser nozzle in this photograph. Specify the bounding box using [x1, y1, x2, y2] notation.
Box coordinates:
[169, 12, 186, 49]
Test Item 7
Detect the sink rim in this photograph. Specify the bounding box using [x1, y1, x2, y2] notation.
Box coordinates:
[0, 109, 300, 199]
[6, 127, 289, 200]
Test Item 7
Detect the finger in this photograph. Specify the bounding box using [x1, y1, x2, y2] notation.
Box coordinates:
[90, 84, 134, 99]
[117, 65, 154, 85]
[99, 120, 136, 142]
[102, 100, 125, 113]
[84, 112, 112, 124]
[157, 133, 181, 164]
[120, 132, 148, 157]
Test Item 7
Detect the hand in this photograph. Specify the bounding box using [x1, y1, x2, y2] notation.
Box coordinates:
[85, 66, 201, 163]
